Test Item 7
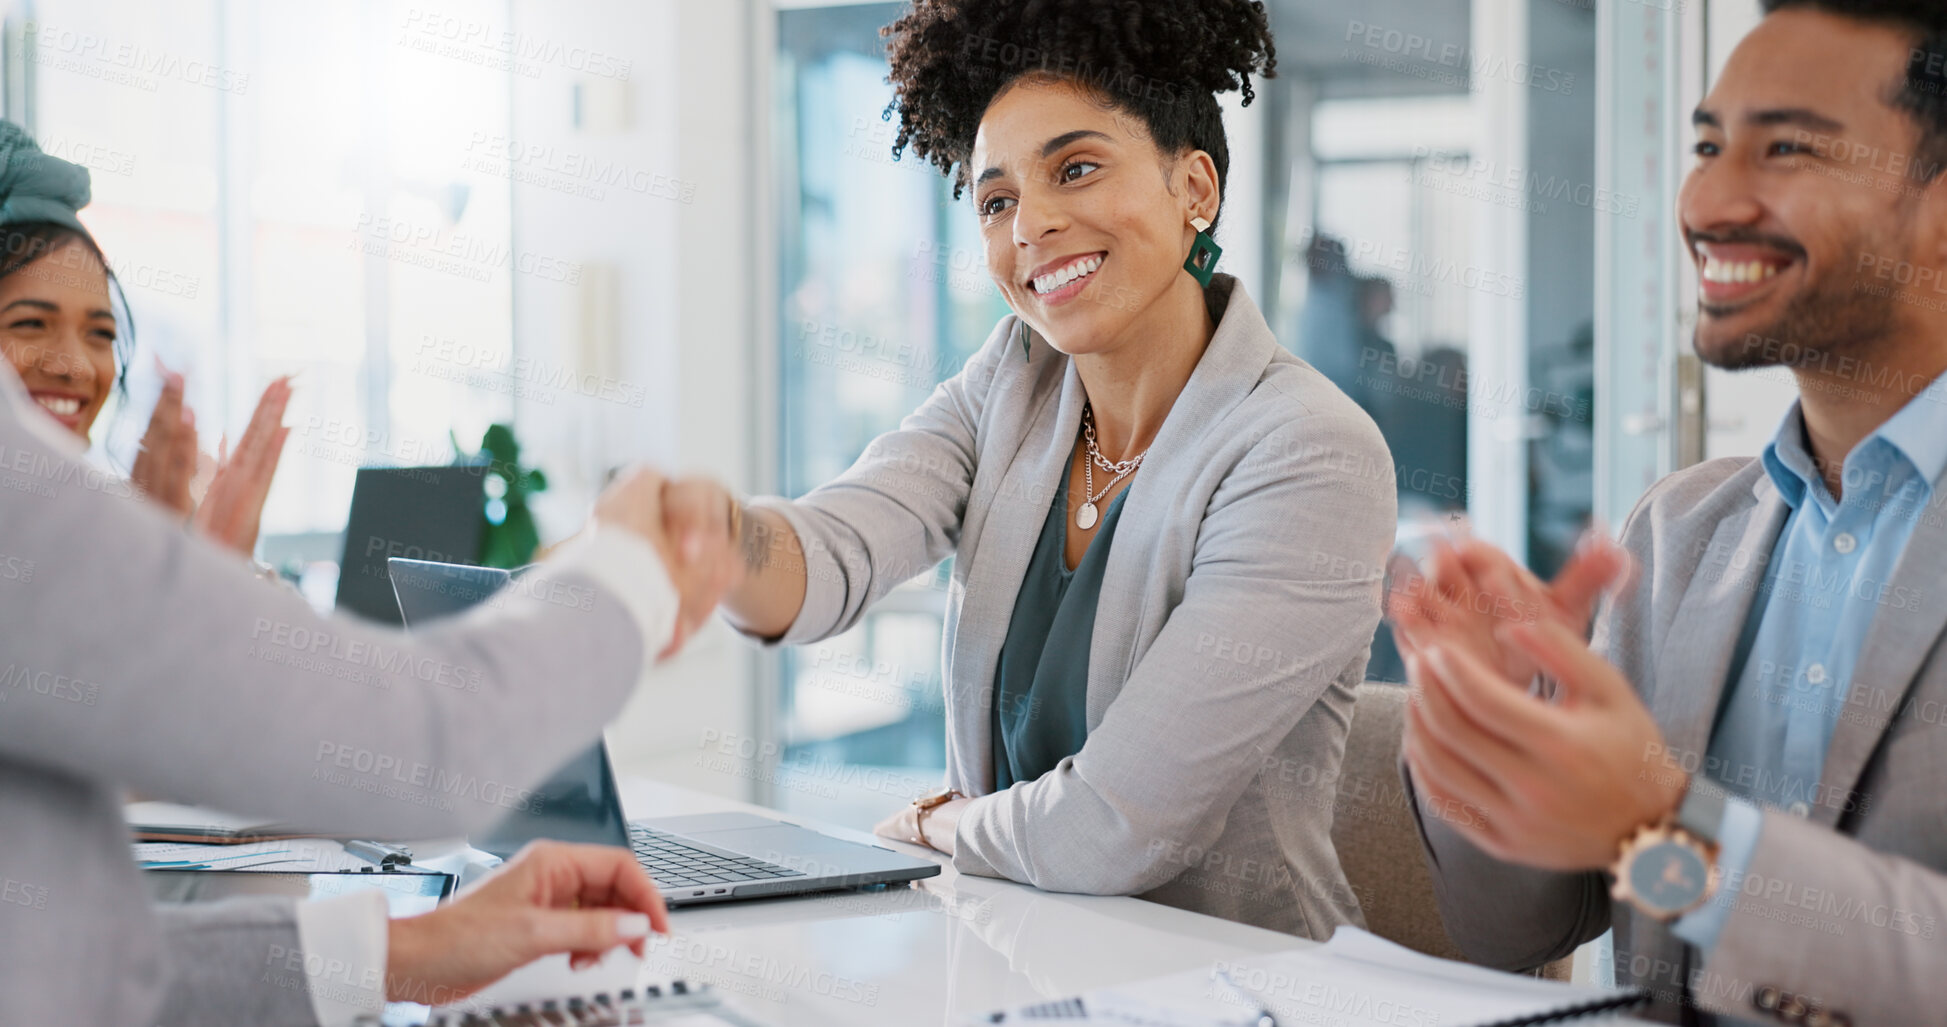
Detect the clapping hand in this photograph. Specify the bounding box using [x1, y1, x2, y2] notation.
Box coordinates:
[131, 368, 294, 557]
[1402, 619, 1686, 870]
[192, 376, 293, 554]
[1388, 531, 1682, 870]
[130, 369, 198, 518]
[1385, 530, 1630, 688]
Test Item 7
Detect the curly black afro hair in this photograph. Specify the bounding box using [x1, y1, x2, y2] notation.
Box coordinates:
[881, 0, 1277, 213]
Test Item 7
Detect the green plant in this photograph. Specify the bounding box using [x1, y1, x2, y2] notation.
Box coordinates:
[456, 422, 548, 568]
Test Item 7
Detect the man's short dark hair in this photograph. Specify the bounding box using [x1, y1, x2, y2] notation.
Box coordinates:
[1762, 0, 1947, 180]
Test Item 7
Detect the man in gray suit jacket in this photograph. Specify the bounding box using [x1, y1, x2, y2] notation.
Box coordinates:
[0, 349, 737, 1026]
[1392, 2, 1947, 1024]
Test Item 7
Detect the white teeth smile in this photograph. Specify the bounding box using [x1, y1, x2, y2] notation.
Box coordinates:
[35, 396, 80, 416]
[1701, 256, 1784, 284]
[1032, 255, 1104, 296]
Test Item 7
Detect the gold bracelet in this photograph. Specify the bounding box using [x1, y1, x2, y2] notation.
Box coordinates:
[910, 788, 962, 848]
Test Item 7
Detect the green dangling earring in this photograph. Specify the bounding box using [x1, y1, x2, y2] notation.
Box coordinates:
[1183, 216, 1222, 288]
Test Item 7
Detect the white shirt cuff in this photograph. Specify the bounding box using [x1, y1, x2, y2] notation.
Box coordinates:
[545, 526, 680, 667]
[291, 891, 389, 1026]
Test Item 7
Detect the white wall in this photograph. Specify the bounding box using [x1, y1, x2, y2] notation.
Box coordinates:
[506, 0, 760, 800]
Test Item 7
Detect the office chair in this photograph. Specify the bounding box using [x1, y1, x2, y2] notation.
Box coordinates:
[1331, 681, 1573, 982]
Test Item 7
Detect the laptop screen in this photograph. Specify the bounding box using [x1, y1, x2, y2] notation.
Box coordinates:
[386, 558, 509, 624]
[387, 558, 630, 858]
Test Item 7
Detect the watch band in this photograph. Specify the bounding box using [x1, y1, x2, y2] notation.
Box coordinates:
[1675, 777, 1727, 845]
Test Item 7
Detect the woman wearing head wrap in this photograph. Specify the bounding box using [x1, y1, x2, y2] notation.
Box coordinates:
[0, 120, 290, 554]
[660, 0, 1395, 936]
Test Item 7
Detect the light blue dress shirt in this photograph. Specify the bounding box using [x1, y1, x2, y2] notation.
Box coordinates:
[1674, 381, 1947, 951]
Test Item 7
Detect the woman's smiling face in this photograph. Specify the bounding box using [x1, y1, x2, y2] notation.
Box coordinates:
[0, 237, 116, 439]
[969, 76, 1218, 356]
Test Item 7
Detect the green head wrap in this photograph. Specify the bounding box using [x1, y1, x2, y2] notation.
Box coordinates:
[0, 120, 92, 234]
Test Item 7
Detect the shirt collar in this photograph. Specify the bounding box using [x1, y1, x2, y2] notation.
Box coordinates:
[1760, 405, 1817, 511]
[1873, 371, 1947, 494]
[1762, 370, 1947, 511]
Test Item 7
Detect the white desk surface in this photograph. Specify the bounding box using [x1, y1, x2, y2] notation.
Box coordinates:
[599, 777, 1655, 1027]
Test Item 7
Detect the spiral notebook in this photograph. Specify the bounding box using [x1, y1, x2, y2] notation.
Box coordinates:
[976, 927, 1646, 1027]
[361, 979, 772, 1026]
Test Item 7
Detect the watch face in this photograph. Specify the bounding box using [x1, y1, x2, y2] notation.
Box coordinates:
[1627, 840, 1711, 916]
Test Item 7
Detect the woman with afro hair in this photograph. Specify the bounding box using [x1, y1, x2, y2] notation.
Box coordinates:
[681, 0, 1396, 936]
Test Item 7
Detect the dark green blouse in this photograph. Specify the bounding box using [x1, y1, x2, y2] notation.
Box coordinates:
[989, 460, 1130, 790]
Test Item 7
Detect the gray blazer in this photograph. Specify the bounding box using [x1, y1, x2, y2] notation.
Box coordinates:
[1412, 455, 1947, 1025]
[755, 276, 1397, 936]
[0, 370, 663, 1025]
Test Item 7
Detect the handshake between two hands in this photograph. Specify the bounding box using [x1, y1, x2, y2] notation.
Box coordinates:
[589, 469, 749, 661]
[381, 475, 748, 1000]
[122, 384, 740, 996]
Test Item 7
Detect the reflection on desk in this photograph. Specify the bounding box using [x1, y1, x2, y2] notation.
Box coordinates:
[611, 778, 1658, 1027]
[617, 778, 1300, 1024]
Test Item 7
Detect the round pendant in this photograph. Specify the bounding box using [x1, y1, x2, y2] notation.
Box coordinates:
[1076, 501, 1099, 530]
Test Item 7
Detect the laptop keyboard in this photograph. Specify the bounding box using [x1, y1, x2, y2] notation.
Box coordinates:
[628, 824, 806, 890]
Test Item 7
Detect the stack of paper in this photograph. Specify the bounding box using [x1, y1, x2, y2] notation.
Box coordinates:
[125, 801, 299, 843]
[976, 927, 1644, 1027]
[134, 838, 375, 873]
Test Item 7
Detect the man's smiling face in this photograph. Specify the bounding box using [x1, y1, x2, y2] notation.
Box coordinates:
[1678, 7, 1946, 369]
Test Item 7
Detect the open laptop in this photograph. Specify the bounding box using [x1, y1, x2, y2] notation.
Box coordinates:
[386, 557, 941, 905]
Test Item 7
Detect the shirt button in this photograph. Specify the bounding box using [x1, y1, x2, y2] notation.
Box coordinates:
[1806, 663, 1829, 685]
[1790, 801, 1812, 817]
[1833, 532, 1858, 554]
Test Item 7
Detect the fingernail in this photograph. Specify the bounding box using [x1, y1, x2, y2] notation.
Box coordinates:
[615, 912, 651, 938]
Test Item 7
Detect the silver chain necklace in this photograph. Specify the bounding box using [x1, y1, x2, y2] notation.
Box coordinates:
[1077, 403, 1147, 530]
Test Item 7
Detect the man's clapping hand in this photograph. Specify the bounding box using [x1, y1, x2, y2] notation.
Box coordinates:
[1387, 531, 1682, 871]
[1386, 530, 1631, 689]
